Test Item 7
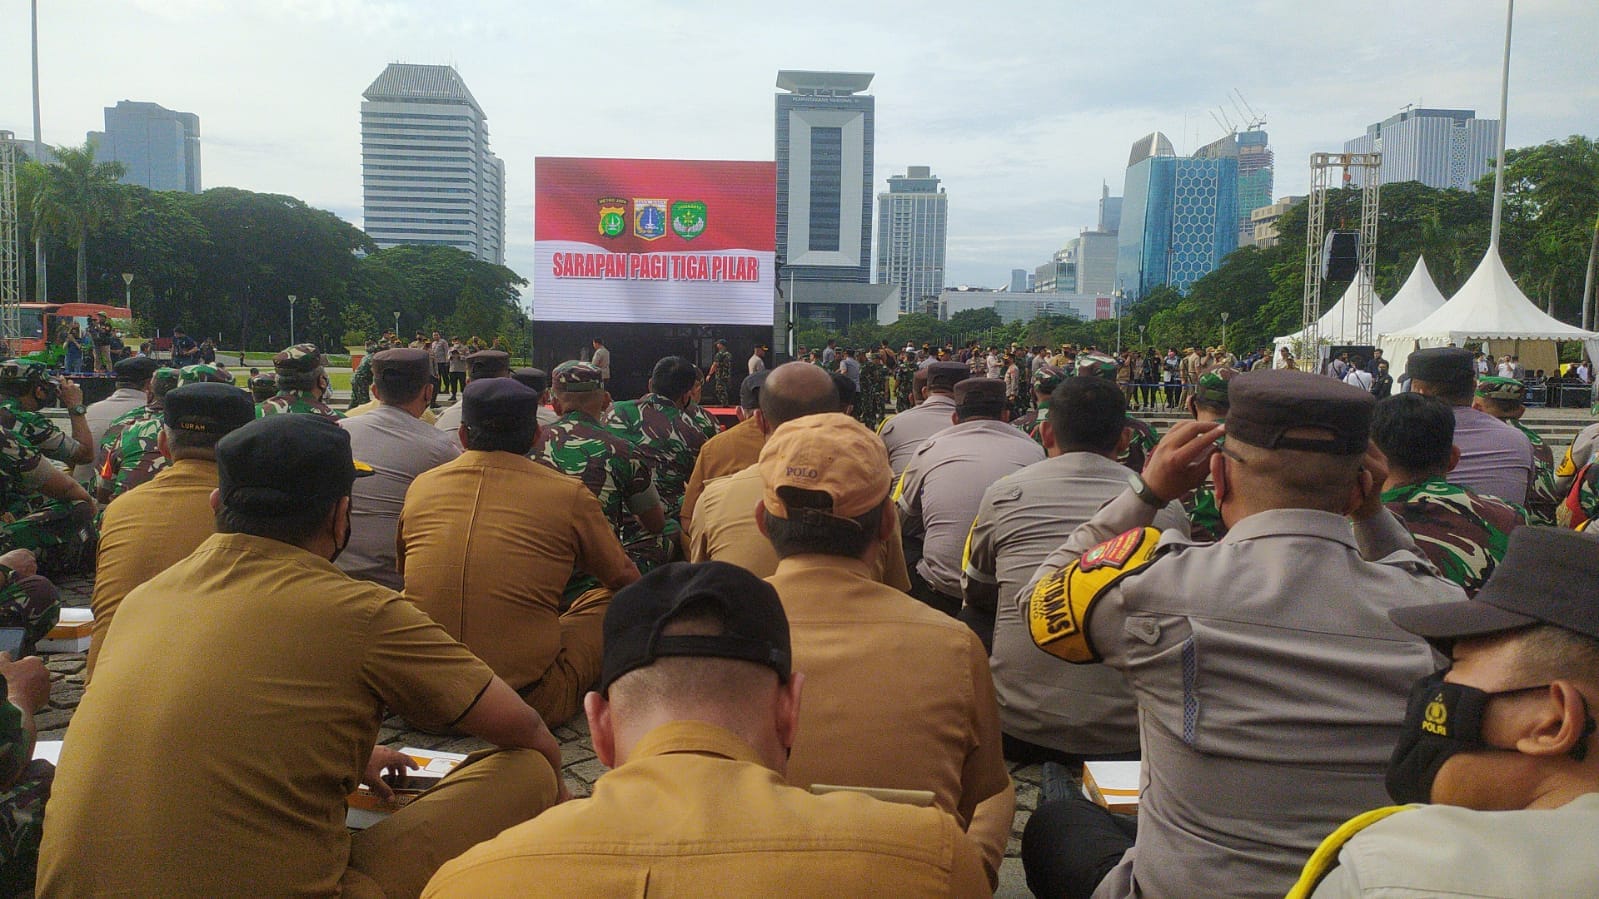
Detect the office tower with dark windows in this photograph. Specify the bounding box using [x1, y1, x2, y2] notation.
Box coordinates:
[1117, 131, 1239, 300]
[361, 64, 505, 264]
[1344, 108, 1499, 191]
[875, 166, 947, 313]
[775, 71, 875, 284]
[87, 101, 201, 193]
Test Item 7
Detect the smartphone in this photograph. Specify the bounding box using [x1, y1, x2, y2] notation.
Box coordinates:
[0, 628, 26, 659]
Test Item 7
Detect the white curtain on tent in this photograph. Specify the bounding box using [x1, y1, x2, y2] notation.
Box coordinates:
[1273, 271, 1384, 358]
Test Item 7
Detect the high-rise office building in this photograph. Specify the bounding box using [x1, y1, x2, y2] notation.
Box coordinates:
[361, 64, 505, 264]
[1195, 129, 1273, 246]
[775, 71, 874, 284]
[1343, 108, 1499, 191]
[1117, 131, 1239, 300]
[87, 101, 200, 193]
[1098, 184, 1122, 233]
[875, 166, 947, 313]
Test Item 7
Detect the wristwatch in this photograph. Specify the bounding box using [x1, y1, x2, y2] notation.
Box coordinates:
[1127, 472, 1165, 508]
[67, 404, 87, 416]
[0, 564, 12, 588]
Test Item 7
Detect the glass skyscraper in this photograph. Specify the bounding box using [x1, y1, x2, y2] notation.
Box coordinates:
[1343, 108, 1499, 191]
[361, 64, 505, 264]
[875, 166, 947, 313]
[1117, 132, 1239, 300]
[775, 71, 874, 283]
[87, 101, 201, 194]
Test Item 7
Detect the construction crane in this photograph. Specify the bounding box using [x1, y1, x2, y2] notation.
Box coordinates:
[1232, 89, 1267, 131]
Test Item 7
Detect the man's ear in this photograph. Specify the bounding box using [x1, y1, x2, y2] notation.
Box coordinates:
[1210, 450, 1229, 505]
[755, 500, 770, 539]
[877, 499, 896, 542]
[1447, 445, 1461, 473]
[156, 428, 172, 461]
[585, 691, 616, 769]
[209, 488, 221, 512]
[1040, 420, 1056, 452]
[1515, 682, 1597, 761]
[1116, 426, 1132, 455]
[754, 409, 771, 436]
[773, 672, 805, 774]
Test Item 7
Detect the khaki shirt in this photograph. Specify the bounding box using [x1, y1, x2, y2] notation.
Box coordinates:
[680, 415, 765, 529]
[962, 452, 1189, 754]
[39, 533, 494, 897]
[398, 450, 634, 690]
[338, 404, 460, 589]
[896, 419, 1045, 596]
[878, 393, 958, 477]
[423, 721, 991, 898]
[766, 555, 1012, 874]
[685, 465, 912, 591]
[85, 458, 221, 681]
[1021, 492, 1462, 899]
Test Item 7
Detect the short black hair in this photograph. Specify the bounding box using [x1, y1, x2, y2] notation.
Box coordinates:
[463, 424, 537, 456]
[373, 376, 427, 406]
[831, 373, 859, 410]
[216, 497, 339, 547]
[763, 487, 880, 559]
[166, 426, 225, 452]
[1372, 393, 1455, 473]
[1047, 377, 1127, 453]
[649, 356, 700, 398]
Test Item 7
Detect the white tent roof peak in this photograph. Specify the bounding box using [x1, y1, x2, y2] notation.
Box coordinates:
[1387, 246, 1596, 341]
[1374, 256, 1449, 335]
[1273, 270, 1383, 348]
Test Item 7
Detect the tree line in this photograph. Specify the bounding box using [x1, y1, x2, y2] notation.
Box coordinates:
[16, 143, 530, 353]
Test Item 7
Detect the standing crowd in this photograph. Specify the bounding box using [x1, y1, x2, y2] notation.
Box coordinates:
[0, 332, 1593, 896]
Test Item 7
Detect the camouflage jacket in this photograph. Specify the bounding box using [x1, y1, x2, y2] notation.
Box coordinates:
[1016, 402, 1048, 444]
[0, 397, 76, 464]
[1511, 419, 1558, 526]
[535, 409, 657, 532]
[1382, 476, 1525, 597]
[1181, 483, 1226, 543]
[709, 351, 733, 387]
[1120, 417, 1159, 473]
[257, 391, 344, 420]
[605, 394, 719, 521]
[0, 428, 46, 514]
[97, 407, 166, 500]
[349, 355, 374, 408]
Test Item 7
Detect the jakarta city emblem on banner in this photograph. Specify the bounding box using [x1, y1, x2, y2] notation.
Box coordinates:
[633, 198, 668, 240]
[670, 201, 707, 240]
[597, 198, 627, 238]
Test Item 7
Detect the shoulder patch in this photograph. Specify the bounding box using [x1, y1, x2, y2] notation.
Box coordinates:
[1028, 527, 1160, 664]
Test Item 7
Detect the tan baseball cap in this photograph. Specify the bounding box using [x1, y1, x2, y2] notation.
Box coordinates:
[758, 413, 891, 519]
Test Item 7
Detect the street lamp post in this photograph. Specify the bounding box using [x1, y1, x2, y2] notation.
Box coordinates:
[1113, 287, 1125, 354]
[121, 272, 133, 312]
[1220, 312, 1230, 351]
[392, 311, 400, 338]
[287, 295, 297, 345]
[1138, 325, 1146, 350]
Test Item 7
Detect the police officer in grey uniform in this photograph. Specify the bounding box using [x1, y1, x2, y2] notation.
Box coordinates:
[1017, 368, 1465, 899]
[962, 376, 1188, 769]
[1406, 347, 1533, 505]
[877, 362, 969, 478]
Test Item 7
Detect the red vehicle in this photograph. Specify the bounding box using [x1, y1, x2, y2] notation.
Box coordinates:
[9, 302, 135, 365]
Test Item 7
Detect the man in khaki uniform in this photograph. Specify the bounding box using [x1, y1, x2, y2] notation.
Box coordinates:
[424, 561, 990, 898]
[878, 361, 969, 477]
[400, 378, 640, 726]
[1018, 369, 1463, 899]
[759, 413, 1014, 884]
[39, 415, 566, 898]
[86, 383, 256, 680]
[433, 349, 511, 445]
[685, 363, 910, 590]
[680, 370, 768, 531]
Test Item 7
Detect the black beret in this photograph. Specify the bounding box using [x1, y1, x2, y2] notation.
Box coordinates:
[217, 415, 372, 516]
[466, 350, 511, 380]
[1226, 368, 1374, 455]
[163, 383, 257, 436]
[926, 361, 971, 392]
[371, 348, 432, 387]
[511, 367, 549, 394]
[739, 370, 770, 410]
[462, 378, 540, 431]
[1405, 347, 1475, 385]
[113, 356, 160, 384]
[954, 377, 1007, 406]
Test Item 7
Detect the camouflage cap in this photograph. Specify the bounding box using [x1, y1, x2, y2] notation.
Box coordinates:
[1194, 367, 1238, 407]
[1076, 351, 1119, 379]
[180, 364, 233, 385]
[0, 359, 51, 387]
[151, 367, 183, 390]
[273, 343, 325, 374]
[248, 372, 277, 391]
[1475, 375, 1526, 402]
[553, 360, 604, 393]
[1032, 365, 1067, 394]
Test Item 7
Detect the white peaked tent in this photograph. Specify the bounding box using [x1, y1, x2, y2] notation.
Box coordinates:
[1375, 256, 1449, 334]
[1380, 246, 1599, 376]
[1273, 271, 1384, 356]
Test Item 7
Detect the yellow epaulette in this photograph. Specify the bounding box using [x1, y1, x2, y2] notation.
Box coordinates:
[1285, 805, 1414, 899]
[1027, 527, 1160, 664]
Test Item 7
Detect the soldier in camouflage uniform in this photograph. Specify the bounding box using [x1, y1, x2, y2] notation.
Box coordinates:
[0, 361, 94, 471]
[1474, 376, 1559, 525]
[1179, 368, 1237, 542]
[706, 340, 734, 406]
[0, 368, 95, 573]
[257, 344, 342, 420]
[1374, 392, 1526, 597]
[248, 371, 277, 403]
[1014, 365, 1067, 444]
[1073, 353, 1160, 473]
[855, 350, 887, 430]
[0, 653, 59, 893]
[536, 362, 666, 557]
[604, 356, 721, 564]
[895, 352, 918, 412]
[347, 341, 385, 409]
[97, 366, 232, 503]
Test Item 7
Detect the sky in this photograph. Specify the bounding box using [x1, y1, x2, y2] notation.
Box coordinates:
[3, 0, 1596, 296]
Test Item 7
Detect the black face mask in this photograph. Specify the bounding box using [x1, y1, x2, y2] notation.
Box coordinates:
[1387, 670, 1594, 804]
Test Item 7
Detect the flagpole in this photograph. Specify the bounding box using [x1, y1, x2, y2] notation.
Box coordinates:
[1488, 0, 1513, 249]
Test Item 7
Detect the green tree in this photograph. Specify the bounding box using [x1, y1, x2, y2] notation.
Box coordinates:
[21, 143, 128, 303]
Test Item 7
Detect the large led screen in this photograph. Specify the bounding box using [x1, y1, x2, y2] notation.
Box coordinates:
[534, 157, 777, 325]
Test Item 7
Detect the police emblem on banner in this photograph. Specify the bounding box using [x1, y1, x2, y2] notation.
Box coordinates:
[633, 199, 668, 241]
[671, 201, 707, 240]
[597, 198, 627, 239]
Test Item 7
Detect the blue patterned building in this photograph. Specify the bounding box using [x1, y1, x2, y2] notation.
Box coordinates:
[1116, 132, 1239, 300]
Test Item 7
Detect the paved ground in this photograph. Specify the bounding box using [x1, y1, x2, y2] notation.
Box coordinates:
[37, 574, 1040, 896]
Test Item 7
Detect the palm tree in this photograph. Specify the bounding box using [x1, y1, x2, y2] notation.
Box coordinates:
[23, 143, 126, 302]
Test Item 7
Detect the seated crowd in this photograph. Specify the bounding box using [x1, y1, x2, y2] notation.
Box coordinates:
[0, 339, 1592, 897]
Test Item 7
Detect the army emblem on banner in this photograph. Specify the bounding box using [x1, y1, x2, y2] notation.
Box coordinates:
[671, 201, 707, 240]
[597, 198, 627, 238]
[633, 199, 669, 241]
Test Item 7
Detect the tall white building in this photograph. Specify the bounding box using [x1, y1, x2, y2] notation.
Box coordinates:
[1343, 108, 1499, 191]
[875, 166, 947, 314]
[361, 64, 505, 264]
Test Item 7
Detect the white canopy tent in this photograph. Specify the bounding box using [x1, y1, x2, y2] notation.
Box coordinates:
[1273, 271, 1384, 357]
[1375, 256, 1449, 335]
[1379, 246, 1599, 377]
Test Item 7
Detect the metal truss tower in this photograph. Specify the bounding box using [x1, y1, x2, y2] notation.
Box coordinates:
[0, 133, 19, 352]
[1302, 152, 1381, 360]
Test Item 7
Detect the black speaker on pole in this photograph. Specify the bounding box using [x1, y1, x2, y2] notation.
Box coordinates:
[1322, 231, 1360, 282]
